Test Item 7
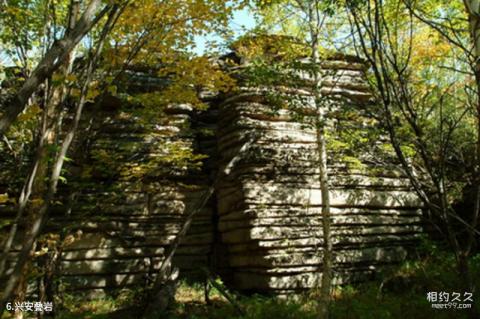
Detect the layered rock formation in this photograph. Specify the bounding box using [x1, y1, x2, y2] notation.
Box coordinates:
[53, 102, 216, 294]
[215, 56, 423, 294]
[0, 52, 423, 296]
[0, 73, 219, 296]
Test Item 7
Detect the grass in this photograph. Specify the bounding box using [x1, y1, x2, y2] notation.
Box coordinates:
[44, 246, 480, 319]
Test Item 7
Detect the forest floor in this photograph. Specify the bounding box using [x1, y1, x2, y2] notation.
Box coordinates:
[55, 276, 480, 319]
[11, 243, 480, 319]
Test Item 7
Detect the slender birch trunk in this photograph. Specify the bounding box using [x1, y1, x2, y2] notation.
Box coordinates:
[0, 0, 108, 136]
[306, 2, 333, 318]
[0, 6, 120, 315]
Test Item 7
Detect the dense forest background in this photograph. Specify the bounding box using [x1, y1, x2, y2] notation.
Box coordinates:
[0, 0, 479, 318]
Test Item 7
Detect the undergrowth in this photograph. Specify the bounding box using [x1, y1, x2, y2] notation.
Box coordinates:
[48, 244, 480, 319]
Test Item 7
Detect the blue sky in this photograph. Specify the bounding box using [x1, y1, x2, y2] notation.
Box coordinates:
[193, 6, 257, 55]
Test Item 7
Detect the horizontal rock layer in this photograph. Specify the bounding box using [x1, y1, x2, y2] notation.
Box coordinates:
[0, 55, 423, 296]
[215, 57, 422, 293]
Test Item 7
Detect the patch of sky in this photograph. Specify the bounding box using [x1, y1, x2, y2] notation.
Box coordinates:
[192, 6, 256, 56]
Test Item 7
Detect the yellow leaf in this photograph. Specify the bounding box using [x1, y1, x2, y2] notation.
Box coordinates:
[0, 194, 9, 204]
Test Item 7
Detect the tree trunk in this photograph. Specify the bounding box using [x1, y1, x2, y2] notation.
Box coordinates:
[0, 0, 108, 136]
[316, 122, 332, 319]
[308, 4, 333, 318]
[142, 133, 258, 318]
[463, 2, 480, 318]
[0, 6, 119, 314]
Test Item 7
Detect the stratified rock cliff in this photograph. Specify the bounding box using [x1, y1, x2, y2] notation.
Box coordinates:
[215, 55, 423, 295]
[0, 51, 423, 297]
